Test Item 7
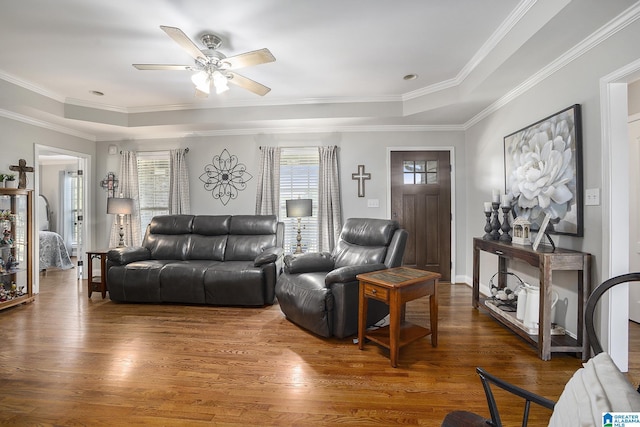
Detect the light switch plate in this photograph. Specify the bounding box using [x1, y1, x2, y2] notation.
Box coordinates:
[585, 188, 600, 206]
[367, 199, 379, 208]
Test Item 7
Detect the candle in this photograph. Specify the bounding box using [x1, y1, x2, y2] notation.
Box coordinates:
[492, 189, 500, 203]
[501, 194, 510, 207]
[484, 202, 492, 212]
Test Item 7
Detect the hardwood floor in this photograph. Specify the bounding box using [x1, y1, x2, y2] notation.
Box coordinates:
[0, 267, 636, 426]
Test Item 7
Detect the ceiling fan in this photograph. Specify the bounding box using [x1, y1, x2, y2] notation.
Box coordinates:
[133, 25, 276, 97]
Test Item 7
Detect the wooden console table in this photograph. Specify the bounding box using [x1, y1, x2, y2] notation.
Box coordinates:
[472, 238, 591, 361]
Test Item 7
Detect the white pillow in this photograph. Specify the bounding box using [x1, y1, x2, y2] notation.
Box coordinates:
[548, 352, 640, 426]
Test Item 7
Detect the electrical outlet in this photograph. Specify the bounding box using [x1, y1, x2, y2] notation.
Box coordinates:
[585, 188, 600, 206]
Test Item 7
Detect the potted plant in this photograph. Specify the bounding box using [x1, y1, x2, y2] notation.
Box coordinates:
[4, 174, 16, 188]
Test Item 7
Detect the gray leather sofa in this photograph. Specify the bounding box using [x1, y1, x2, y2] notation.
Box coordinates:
[275, 218, 408, 338]
[107, 215, 284, 306]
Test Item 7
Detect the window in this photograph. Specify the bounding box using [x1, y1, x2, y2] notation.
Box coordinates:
[279, 147, 319, 253]
[137, 151, 170, 239]
[403, 160, 438, 184]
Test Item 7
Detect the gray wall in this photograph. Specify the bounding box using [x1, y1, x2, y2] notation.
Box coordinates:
[464, 17, 640, 335]
[96, 130, 466, 268]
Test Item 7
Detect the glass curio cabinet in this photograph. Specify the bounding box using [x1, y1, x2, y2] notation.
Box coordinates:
[0, 188, 34, 311]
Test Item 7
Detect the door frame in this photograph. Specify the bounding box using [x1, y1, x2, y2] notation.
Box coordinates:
[386, 146, 456, 282]
[34, 144, 92, 293]
[600, 58, 640, 371]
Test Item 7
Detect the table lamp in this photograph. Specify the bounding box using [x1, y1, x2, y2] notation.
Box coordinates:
[286, 199, 312, 254]
[107, 196, 134, 247]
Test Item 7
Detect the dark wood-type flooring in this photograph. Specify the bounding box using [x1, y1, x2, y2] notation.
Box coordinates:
[1, 265, 638, 425]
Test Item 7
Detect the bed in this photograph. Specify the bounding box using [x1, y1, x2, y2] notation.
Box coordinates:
[39, 195, 74, 271]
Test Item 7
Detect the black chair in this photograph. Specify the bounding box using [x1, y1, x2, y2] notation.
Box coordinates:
[442, 272, 640, 427]
[275, 217, 408, 338]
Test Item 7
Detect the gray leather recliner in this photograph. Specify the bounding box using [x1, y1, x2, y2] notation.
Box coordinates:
[275, 218, 408, 338]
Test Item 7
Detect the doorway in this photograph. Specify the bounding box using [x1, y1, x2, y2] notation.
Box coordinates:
[390, 150, 452, 281]
[34, 145, 91, 293]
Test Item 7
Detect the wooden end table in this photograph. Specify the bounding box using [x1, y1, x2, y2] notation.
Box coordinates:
[357, 267, 441, 367]
[87, 250, 109, 299]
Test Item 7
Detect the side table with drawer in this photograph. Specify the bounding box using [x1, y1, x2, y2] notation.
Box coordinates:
[357, 267, 441, 367]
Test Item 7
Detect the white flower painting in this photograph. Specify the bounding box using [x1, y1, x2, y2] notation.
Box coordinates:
[504, 105, 583, 236]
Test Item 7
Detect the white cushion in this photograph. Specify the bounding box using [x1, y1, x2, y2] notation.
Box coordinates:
[548, 352, 640, 426]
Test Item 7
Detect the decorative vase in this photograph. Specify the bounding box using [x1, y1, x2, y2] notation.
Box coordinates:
[4, 180, 17, 189]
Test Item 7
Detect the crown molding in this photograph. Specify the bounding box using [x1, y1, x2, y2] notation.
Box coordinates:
[464, 1, 640, 130]
[0, 109, 95, 141]
[456, 0, 537, 84]
[65, 98, 129, 114]
[94, 124, 464, 141]
[0, 71, 65, 103]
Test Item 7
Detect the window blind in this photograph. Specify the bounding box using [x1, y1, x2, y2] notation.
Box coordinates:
[137, 151, 170, 238]
[279, 147, 319, 253]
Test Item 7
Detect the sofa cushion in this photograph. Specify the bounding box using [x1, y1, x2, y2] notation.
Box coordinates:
[108, 260, 171, 302]
[187, 235, 227, 261]
[203, 261, 266, 306]
[226, 235, 278, 261]
[149, 215, 194, 234]
[145, 234, 190, 260]
[192, 215, 231, 235]
[338, 218, 398, 246]
[159, 261, 214, 303]
[332, 240, 387, 268]
[230, 215, 277, 235]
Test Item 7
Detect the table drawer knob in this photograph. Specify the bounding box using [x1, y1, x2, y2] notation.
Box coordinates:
[371, 289, 377, 294]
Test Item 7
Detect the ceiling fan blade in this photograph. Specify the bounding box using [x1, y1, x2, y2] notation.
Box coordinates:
[224, 48, 276, 70]
[227, 72, 271, 96]
[133, 64, 193, 71]
[160, 25, 206, 61]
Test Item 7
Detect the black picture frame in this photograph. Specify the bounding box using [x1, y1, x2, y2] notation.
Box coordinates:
[504, 104, 583, 236]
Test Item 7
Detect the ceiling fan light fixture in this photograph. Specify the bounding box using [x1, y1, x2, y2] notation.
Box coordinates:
[135, 26, 275, 97]
[212, 70, 229, 94]
[191, 70, 208, 87]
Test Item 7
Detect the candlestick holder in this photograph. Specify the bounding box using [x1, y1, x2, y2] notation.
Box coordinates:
[490, 202, 501, 240]
[483, 210, 492, 240]
[499, 206, 512, 242]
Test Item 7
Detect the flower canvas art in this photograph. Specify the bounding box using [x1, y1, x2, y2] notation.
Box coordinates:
[504, 104, 583, 236]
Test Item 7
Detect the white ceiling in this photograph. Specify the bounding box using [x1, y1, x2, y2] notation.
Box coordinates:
[0, 0, 637, 141]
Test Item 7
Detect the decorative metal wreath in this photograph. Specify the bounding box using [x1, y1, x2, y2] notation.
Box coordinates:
[199, 149, 253, 205]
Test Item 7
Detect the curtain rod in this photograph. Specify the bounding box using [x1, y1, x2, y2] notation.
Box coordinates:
[259, 145, 337, 149]
[120, 148, 189, 154]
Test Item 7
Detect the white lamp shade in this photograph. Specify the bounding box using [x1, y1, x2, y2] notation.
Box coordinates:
[286, 199, 312, 218]
[107, 197, 134, 215]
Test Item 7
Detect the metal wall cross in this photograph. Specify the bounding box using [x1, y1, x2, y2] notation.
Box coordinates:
[351, 164, 371, 197]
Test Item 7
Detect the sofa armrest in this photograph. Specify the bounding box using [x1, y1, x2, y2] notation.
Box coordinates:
[325, 263, 387, 286]
[107, 246, 151, 265]
[284, 252, 334, 274]
[254, 247, 284, 267]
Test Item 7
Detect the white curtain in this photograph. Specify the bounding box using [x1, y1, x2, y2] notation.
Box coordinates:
[169, 148, 190, 214]
[318, 145, 342, 252]
[109, 150, 142, 247]
[255, 146, 281, 215]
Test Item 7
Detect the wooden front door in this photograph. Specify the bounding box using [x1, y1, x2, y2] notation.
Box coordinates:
[391, 151, 451, 281]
